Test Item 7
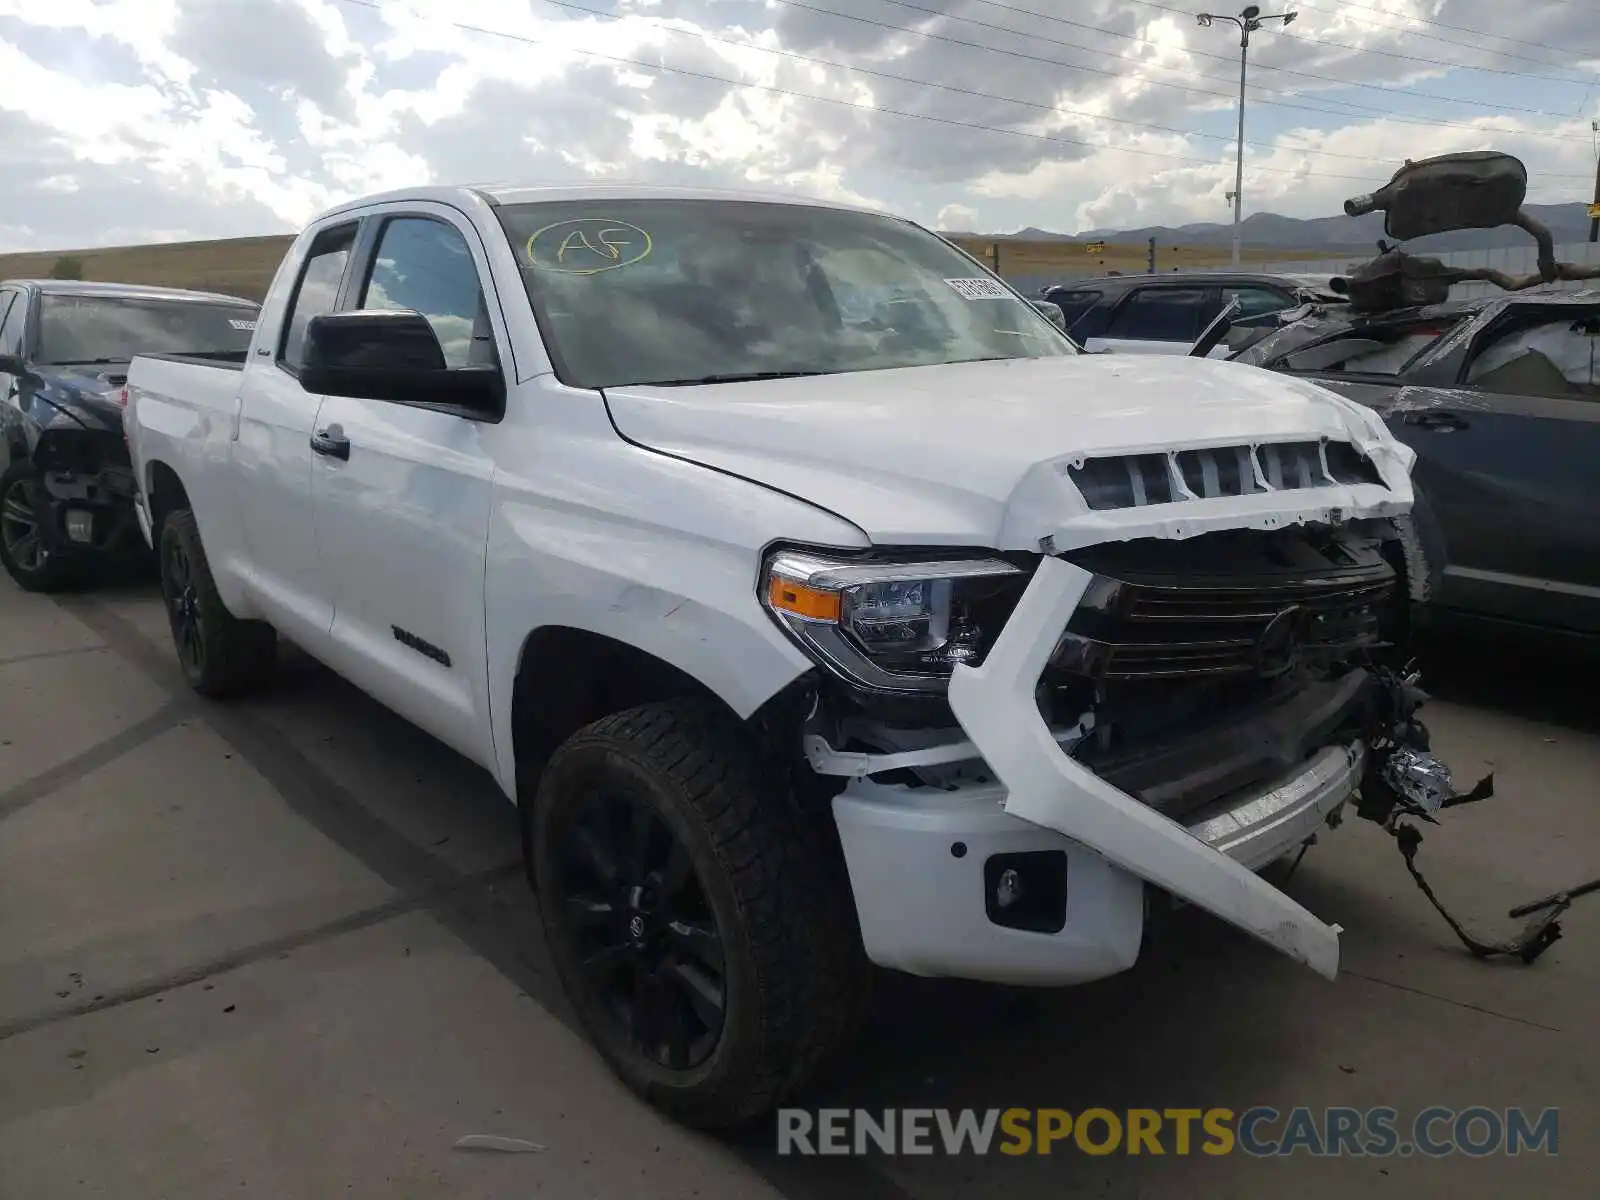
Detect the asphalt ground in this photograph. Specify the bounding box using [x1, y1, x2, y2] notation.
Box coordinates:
[1, 577, 1595, 1199]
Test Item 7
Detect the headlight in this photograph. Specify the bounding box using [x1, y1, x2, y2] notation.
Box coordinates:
[761, 550, 1029, 693]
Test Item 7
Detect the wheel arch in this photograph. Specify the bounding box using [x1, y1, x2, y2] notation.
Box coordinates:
[142, 459, 191, 547]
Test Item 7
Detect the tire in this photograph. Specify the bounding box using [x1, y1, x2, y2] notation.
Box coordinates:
[0, 460, 80, 592]
[158, 508, 277, 697]
[529, 699, 867, 1128]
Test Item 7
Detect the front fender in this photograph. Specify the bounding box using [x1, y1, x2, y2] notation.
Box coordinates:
[482, 441, 867, 799]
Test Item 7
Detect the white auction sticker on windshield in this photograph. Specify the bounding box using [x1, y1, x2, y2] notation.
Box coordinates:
[228, 319, 257, 330]
[945, 277, 1012, 300]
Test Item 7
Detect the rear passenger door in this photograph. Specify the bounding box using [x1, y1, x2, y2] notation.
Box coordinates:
[309, 205, 506, 767]
[230, 219, 355, 652]
[1087, 286, 1218, 355]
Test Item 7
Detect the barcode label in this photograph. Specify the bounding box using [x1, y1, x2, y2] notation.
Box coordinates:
[944, 277, 1012, 300]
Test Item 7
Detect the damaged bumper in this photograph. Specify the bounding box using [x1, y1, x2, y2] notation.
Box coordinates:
[33, 433, 143, 561]
[947, 555, 1346, 980]
[832, 734, 1360, 985]
[831, 555, 1362, 986]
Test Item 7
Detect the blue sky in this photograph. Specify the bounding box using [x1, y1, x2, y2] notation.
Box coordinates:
[0, 0, 1594, 250]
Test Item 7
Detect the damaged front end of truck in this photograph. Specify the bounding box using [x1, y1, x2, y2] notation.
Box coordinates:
[2, 370, 142, 588]
[772, 411, 1575, 986]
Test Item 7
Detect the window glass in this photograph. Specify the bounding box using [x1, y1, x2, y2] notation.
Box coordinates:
[35, 296, 257, 364]
[281, 225, 355, 369]
[1466, 317, 1599, 398]
[1281, 328, 1449, 375]
[1220, 286, 1292, 320]
[0, 291, 24, 356]
[360, 218, 491, 369]
[1046, 290, 1101, 330]
[493, 198, 1074, 390]
[1105, 288, 1210, 341]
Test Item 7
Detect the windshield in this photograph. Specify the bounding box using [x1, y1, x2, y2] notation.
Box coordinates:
[36, 295, 258, 366]
[494, 198, 1075, 388]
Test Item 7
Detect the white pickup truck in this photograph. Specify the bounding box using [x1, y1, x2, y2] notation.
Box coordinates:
[125, 184, 1427, 1128]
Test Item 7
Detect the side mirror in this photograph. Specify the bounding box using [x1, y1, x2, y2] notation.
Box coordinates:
[1030, 300, 1067, 332]
[0, 353, 25, 376]
[299, 310, 503, 417]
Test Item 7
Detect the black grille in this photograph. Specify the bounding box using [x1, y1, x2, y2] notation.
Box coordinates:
[1069, 440, 1384, 511]
[1054, 531, 1395, 682]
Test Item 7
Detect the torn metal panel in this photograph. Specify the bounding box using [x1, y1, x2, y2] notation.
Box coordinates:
[947, 555, 1345, 980]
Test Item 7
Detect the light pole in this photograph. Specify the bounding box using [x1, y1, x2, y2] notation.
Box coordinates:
[1197, 5, 1297, 266]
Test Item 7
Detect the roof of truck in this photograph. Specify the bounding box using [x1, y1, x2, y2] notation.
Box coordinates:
[1, 279, 258, 306]
[318, 181, 887, 221]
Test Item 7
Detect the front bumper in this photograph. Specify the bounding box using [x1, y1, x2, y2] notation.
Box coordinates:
[38, 465, 143, 560]
[833, 740, 1361, 985]
[831, 555, 1359, 986]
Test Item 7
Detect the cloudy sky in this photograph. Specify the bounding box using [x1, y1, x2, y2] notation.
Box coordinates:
[0, 0, 1596, 250]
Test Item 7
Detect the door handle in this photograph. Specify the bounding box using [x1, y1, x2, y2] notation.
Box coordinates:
[310, 425, 350, 460]
[1403, 409, 1469, 432]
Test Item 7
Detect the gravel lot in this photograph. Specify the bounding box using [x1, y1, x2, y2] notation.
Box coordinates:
[2, 578, 1595, 1199]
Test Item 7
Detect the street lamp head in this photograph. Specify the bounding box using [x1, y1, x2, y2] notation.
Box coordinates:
[1197, 13, 1215, 25]
[1282, 10, 1298, 23]
[1241, 4, 1260, 19]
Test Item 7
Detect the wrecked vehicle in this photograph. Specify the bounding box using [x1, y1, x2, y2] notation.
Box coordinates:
[1220, 153, 1600, 642]
[0, 280, 260, 591]
[125, 184, 1461, 1128]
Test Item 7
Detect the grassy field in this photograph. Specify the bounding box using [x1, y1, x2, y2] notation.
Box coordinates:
[0, 232, 1342, 301]
[944, 236, 1342, 279]
[0, 235, 296, 301]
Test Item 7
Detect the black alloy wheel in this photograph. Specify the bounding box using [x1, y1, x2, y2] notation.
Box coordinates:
[0, 473, 41, 574]
[161, 527, 206, 679]
[554, 788, 726, 1070]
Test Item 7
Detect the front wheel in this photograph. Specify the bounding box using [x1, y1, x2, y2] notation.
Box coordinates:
[158, 508, 277, 696]
[0, 460, 79, 592]
[530, 700, 865, 1128]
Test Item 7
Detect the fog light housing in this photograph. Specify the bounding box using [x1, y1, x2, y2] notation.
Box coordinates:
[984, 851, 1069, 933]
[65, 509, 95, 544]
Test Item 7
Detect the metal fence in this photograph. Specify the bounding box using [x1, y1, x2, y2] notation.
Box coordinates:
[1000, 241, 1600, 300]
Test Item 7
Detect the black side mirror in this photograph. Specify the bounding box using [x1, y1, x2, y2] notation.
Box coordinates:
[300, 310, 504, 418]
[0, 353, 25, 376]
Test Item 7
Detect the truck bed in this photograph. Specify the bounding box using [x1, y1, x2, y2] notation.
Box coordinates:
[128, 352, 248, 420]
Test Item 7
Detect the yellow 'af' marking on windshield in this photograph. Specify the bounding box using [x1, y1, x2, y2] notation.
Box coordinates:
[526, 219, 653, 275]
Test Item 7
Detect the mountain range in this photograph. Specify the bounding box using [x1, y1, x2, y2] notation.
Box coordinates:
[947, 202, 1597, 253]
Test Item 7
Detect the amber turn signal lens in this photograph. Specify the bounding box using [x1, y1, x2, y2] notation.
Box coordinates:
[767, 575, 842, 622]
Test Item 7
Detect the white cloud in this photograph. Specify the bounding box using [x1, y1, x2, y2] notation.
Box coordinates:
[937, 202, 978, 230]
[0, 0, 1594, 251]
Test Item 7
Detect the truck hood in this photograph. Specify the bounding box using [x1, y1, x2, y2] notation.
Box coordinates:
[601, 354, 1416, 550]
[27, 365, 127, 434]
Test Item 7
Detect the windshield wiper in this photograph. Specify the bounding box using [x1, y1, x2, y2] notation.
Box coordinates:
[44, 357, 127, 366]
[634, 370, 829, 386]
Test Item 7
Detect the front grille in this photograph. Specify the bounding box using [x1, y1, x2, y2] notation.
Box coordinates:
[1053, 530, 1395, 682]
[1069, 440, 1384, 511]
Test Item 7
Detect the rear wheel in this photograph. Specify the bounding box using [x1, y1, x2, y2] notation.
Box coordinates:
[530, 700, 866, 1128]
[0, 460, 79, 592]
[158, 508, 276, 696]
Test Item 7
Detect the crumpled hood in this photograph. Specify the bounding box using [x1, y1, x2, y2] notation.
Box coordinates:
[30, 365, 127, 434]
[602, 354, 1416, 549]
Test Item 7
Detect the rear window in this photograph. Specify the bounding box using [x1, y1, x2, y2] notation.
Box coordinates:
[1105, 287, 1211, 342]
[36, 295, 259, 366]
[1275, 325, 1456, 375]
[1045, 289, 1101, 329]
